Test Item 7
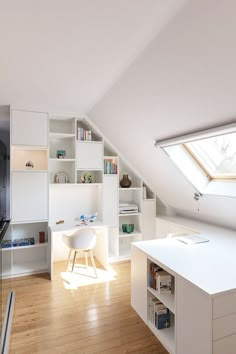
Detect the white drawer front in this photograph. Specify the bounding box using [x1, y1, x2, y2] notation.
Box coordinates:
[213, 292, 236, 319]
[213, 333, 236, 354]
[213, 313, 236, 340]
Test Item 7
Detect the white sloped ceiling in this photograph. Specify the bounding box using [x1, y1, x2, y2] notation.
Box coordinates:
[90, 0, 236, 229]
[0, 0, 187, 112]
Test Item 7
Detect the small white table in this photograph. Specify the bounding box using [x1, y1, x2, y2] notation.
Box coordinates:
[49, 220, 108, 280]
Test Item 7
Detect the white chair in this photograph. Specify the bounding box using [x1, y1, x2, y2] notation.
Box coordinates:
[62, 228, 97, 277]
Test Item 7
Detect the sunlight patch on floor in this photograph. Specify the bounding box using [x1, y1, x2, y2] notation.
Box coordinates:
[60, 263, 118, 289]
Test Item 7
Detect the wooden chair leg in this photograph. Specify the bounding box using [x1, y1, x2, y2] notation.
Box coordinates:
[66, 249, 72, 271]
[90, 250, 97, 278]
[72, 251, 77, 272]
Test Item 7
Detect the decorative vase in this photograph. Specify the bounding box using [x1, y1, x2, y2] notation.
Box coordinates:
[120, 174, 131, 188]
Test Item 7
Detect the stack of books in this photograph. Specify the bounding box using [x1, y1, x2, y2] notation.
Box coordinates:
[0, 240, 12, 248]
[104, 159, 117, 174]
[149, 262, 172, 294]
[12, 238, 35, 247]
[1, 237, 35, 248]
[77, 127, 92, 141]
[149, 297, 171, 330]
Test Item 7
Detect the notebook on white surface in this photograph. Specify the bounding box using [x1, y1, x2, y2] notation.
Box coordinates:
[176, 235, 210, 245]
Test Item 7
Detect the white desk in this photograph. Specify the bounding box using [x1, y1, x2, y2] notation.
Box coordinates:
[49, 220, 108, 280]
[131, 220, 236, 354]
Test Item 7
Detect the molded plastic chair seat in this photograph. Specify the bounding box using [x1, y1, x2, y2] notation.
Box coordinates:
[63, 228, 97, 277]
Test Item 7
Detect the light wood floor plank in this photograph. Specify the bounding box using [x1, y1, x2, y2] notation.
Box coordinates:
[1, 260, 168, 354]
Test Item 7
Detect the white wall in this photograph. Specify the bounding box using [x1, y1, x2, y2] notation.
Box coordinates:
[90, 0, 236, 229]
[49, 185, 102, 223]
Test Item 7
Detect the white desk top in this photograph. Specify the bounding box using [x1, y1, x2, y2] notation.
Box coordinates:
[134, 216, 236, 296]
[49, 220, 106, 234]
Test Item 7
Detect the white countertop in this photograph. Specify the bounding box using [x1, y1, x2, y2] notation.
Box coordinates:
[49, 220, 106, 234]
[133, 216, 236, 296]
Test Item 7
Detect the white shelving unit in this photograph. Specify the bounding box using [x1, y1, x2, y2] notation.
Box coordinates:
[146, 258, 176, 353]
[49, 116, 76, 184]
[0, 109, 50, 278]
[1, 220, 49, 278]
[2, 108, 157, 278]
[131, 245, 176, 354]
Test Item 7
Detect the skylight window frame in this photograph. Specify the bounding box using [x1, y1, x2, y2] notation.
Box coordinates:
[155, 121, 236, 198]
[183, 143, 236, 181]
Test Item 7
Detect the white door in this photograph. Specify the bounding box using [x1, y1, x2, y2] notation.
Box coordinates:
[11, 110, 48, 146]
[11, 172, 48, 222]
[76, 141, 103, 170]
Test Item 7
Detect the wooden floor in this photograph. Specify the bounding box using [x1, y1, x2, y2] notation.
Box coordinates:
[1, 260, 168, 354]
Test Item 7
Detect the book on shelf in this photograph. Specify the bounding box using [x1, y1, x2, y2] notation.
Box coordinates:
[104, 159, 117, 174]
[157, 270, 172, 295]
[149, 297, 171, 330]
[149, 262, 172, 294]
[149, 262, 162, 289]
[77, 127, 92, 141]
[156, 312, 171, 330]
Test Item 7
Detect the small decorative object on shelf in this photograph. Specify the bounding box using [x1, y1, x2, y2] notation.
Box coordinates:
[120, 174, 131, 188]
[56, 150, 66, 158]
[54, 171, 70, 183]
[25, 160, 34, 168]
[81, 172, 95, 183]
[39, 231, 45, 243]
[122, 224, 134, 233]
[56, 220, 64, 224]
[77, 212, 97, 225]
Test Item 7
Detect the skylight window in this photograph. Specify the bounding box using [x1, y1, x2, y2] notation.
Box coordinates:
[155, 123, 236, 198]
[184, 132, 236, 179]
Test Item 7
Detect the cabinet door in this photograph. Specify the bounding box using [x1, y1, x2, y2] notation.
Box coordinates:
[176, 276, 212, 354]
[168, 223, 195, 236]
[131, 245, 147, 323]
[11, 110, 48, 146]
[11, 172, 48, 222]
[76, 142, 103, 170]
[156, 219, 169, 239]
[142, 200, 156, 240]
[103, 175, 118, 227]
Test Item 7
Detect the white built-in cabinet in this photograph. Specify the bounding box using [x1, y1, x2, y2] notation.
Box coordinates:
[102, 174, 118, 228]
[48, 115, 156, 261]
[11, 172, 48, 222]
[11, 110, 48, 146]
[76, 141, 103, 170]
[1, 108, 157, 278]
[156, 218, 198, 239]
[131, 233, 236, 354]
[1, 109, 50, 278]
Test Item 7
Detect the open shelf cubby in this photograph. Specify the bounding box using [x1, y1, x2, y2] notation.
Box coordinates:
[77, 119, 103, 142]
[11, 147, 48, 171]
[49, 117, 76, 135]
[49, 159, 76, 184]
[147, 258, 175, 353]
